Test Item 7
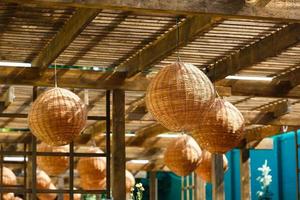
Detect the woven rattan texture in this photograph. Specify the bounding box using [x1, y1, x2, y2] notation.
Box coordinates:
[164, 134, 202, 176]
[80, 177, 106, 190]
[2, 193, 15, 200]
[1, 167, 17, 186]
[36, 170, 57, 200]
[37, 142, 69, 176]
[77, 147, 106, 186]
[195, 150, 228, 182]
[146, 62, 215, 132]
[193, 98, 245, 153]
[28, 87, 87, 146]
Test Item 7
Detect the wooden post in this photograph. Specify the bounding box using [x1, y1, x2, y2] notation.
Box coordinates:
[150, 171, 158, 200]
[240, 149, 250, 200]
[212, 153, 224, 200]
[112, 89, 126, 200]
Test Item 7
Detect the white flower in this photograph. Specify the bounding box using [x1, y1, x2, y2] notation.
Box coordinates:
[262, 175, 272, 187]
[131, 187, 134, 192]
[257, 191, 263, 197]
[135, 183, 143, 188]
[258, 160, 271, 176]
[140, 186, 145, 191]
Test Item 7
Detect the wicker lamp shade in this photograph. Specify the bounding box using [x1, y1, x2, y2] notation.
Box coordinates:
[77, 147, 106, 180]
[164, 134, 202, 176]
[28, 87, 87, 146]
[126, 170, 135, 193]
[36, 170, 57, 200]
[37, 142, 69, 176]
[2, 193, 14, 200]
[193, 98, 245, 153]
[14, 197, 23, 200]
[195, 150, 228, 182]
[146, 62, 215, 132]
[80, 177, 106, 190]
[1, 167, 17, 186]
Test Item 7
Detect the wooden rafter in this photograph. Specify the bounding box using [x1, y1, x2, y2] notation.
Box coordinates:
[115, 15, 221, 77]
[207, 24, 300, 81]
[5, 0, 300, 22]
[31, 8, 100, 71]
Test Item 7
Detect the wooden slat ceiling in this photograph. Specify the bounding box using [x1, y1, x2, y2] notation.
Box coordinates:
[1, 1, 300, 171]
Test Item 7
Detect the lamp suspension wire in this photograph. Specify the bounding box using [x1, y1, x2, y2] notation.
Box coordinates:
[176, 16, 181, 62]
[54, 61, 57, 88]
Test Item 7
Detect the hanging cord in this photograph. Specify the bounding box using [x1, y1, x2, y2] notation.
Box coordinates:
[54, 61, 58, 88]
[213, 60, 221, 99]
[176, 17, 181, 62]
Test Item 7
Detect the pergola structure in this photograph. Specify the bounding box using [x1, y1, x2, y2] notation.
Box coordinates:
[0, 0, 300, 199]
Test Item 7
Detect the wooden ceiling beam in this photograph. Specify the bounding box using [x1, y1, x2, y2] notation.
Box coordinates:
[5, 0, 300, 22]
[115, 15, 221, 77]
[31, 8, 100, 71]
[207, 24, 300, 82]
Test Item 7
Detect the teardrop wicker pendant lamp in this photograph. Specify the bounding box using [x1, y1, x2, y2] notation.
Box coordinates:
[164, 134, 202, 176]
[2, 193, 14, 200]
[80, 176, 106, 190]
[192, 98, 245, 153]
[195, 150, 228, 182]
[28, 87, 87, 146]
[146, 62, 215, 132]
[37, 142, 69, 176]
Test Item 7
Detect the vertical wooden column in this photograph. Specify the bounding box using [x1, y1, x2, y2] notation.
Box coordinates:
[112, 89, 126, 200]
[212, 153, 224, 200]
[150, 171, 158, 200]
[240, 149, 250, 200]
[194, 173, 206, 200]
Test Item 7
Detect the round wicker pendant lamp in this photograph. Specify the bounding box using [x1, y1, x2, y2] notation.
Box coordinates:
[192, 98, 245, 153]
[164, 134, 202, 176]
[146, 62, 215, 132]
[195, 150, 228, 182]
[126, 170, 135, 193]
[77, 147, 106, 180]
[36, 170, 57, 200]
[37, 142, 69, 176]
[28, 87, 87, 146]
[14, 197, 23, 200]
[1, 167, 17, 186]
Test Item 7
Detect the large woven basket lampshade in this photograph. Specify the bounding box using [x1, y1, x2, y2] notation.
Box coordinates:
[28, 87, 87, 146]
[36, 170, 57, 200]
[126, 170, 135, 193]
[37, 142, 69, 176]
[77, 147, 106, 180]
[164, 134, 202, 176]
[195, 150, 228, 182]
[193, 98, 245, 153]
[146, 62, 215, 132]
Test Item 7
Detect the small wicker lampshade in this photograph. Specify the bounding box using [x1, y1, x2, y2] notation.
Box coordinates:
[126, 170, 135, 193]
[36, 170, 57, 200]
[164, 134, 202, 176]
[28, 87, 87, 146]
[2, 193, 14, 200]
[77, 147, 106, 180]
[193, 98, 245, 153]
[63, 188, 81, 200]
[37, 142, 69, 176]
[14, 197, 23, 200]
[1, 167, 17, 186]
[195, 150, 228, 182]
[146, 62, 215, 132]
[80, 177, 106, 190]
